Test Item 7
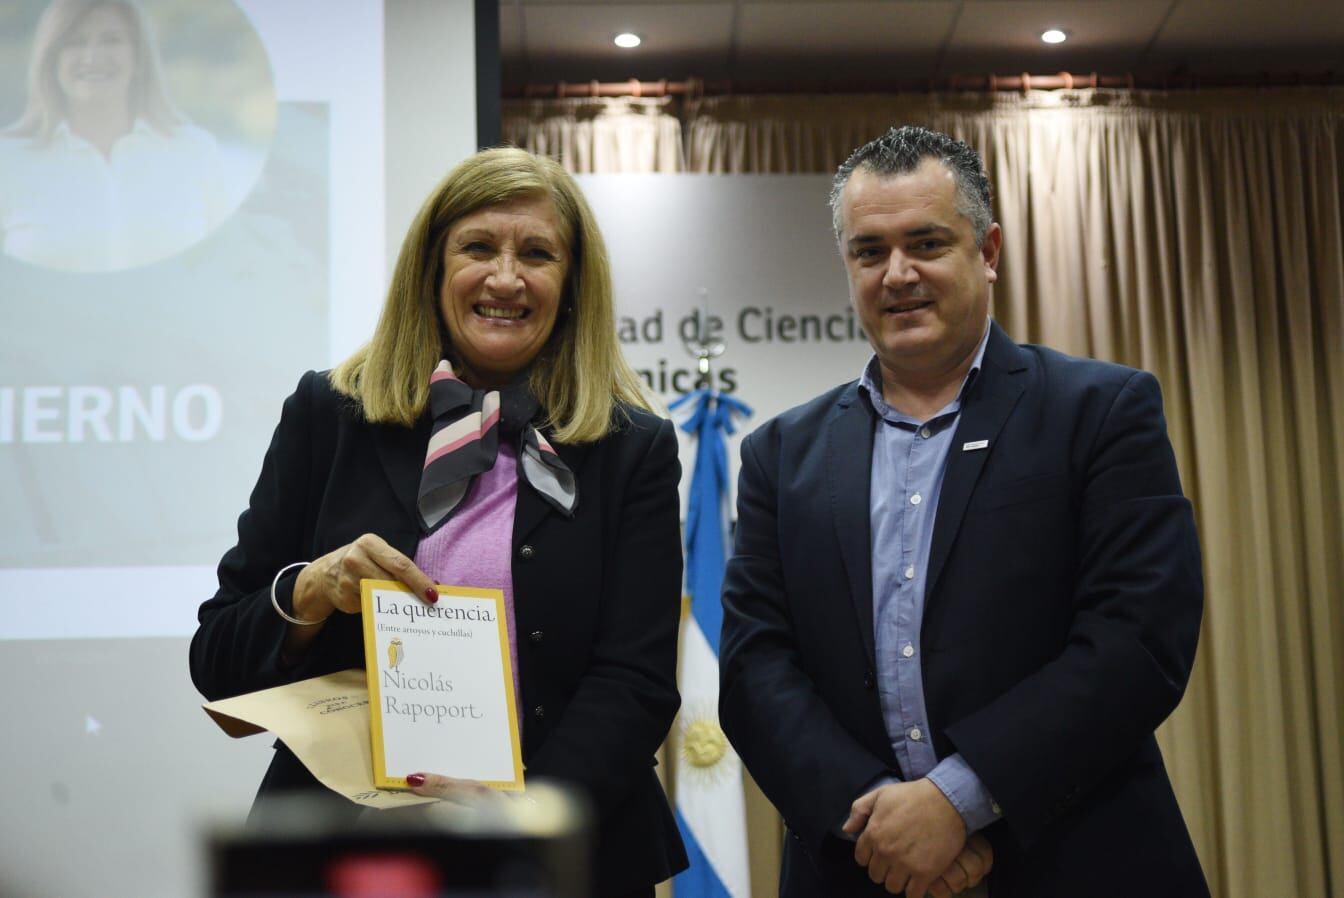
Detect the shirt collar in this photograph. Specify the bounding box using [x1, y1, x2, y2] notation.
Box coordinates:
[51, 117, 156, 150]
[858, 318, 992, 424]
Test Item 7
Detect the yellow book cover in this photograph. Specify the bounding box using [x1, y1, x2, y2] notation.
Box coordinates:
[360, 579, 524, 791]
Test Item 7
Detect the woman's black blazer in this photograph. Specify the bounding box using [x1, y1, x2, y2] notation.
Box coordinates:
[190, 370, 689, 895]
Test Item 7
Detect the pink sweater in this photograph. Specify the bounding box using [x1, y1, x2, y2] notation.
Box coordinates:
[413, 442, 522, 730]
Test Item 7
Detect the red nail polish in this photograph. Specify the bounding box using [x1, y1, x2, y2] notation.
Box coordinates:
[425, 587, 438, 604]
[406, 773, 425, 787]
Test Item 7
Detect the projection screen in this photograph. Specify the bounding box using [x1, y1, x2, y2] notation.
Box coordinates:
[0, 2, 481, 895]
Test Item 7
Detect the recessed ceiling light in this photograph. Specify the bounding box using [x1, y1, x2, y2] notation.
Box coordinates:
[614, 32, 641, 49]
[1041, 28, 1067, 44]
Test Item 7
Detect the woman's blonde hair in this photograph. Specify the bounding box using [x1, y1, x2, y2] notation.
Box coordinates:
[331, 147, 652, 443]
[8, 0, 184, 140]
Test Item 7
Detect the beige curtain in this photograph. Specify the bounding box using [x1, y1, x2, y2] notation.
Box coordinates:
[501, 96, 684, 173]
[514, 88, 1344, 897]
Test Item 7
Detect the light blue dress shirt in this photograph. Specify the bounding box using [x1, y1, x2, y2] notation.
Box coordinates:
[858, 323, 1001, 834]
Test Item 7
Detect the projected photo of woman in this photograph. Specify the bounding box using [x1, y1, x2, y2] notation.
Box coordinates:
[0, 0, 243, 272]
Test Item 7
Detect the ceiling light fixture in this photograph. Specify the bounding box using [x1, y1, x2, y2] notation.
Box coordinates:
[1041, 29, 1067, 44]
[614, 32, 641, 49]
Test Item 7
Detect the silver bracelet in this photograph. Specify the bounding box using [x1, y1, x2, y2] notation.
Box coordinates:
[270, 560, 324, 626]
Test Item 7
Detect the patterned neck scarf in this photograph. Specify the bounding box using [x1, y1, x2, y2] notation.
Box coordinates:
[417, 361, 578, 534]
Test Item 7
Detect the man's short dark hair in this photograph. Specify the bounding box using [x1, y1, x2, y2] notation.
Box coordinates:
[829, 126, 993, 246]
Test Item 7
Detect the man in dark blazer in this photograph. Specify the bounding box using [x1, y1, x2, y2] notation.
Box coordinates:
[719, 126, 1208, 897]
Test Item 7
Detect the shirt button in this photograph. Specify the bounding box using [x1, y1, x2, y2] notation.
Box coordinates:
[909, 727, 922, 741]
[519, 544, 535, 559]
[910, 493, 922, 505]
[902, 643, 915, 658]
[920, 426, 932, 438]
[529, 630, 544, 642]
[904, 566, 915, 580]
[533, 705, 545, 718]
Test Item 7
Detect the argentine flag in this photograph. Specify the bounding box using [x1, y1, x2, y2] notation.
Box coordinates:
[670, 388, 752, 898]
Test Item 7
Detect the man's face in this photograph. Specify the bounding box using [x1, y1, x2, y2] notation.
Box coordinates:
[839, 159, 1001, 384]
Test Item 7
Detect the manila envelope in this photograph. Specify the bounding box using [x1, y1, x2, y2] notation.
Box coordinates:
[203, 669, 435, 810]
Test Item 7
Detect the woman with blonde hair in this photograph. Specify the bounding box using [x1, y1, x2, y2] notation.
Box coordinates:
[191, 147, 688, 897]
[1, 0, 227, 270]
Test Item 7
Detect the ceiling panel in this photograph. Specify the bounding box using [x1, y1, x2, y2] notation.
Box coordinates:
[522, 2, 735, 58]
[501, 0, 1342, 86]
[737, 1, 959, 55]
[501, 1, 523, 56]
[1156, 0, 1344, 49]
[949, 0, 1174, 54]
[522, 0, 726, 5]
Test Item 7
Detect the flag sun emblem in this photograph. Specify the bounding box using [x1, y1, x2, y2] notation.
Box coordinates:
[681, 715, 729, 769]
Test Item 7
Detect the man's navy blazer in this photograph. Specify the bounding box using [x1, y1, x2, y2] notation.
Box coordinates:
[721, 322, 1208, 897]
[190, 370, 688, 897]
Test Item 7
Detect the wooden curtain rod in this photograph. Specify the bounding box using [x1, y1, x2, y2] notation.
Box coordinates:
[510, 70, 1341, 99]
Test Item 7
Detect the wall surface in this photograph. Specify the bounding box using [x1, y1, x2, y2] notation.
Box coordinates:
[578, 174, 867, 503]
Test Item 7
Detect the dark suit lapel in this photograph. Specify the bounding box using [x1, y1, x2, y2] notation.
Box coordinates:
[827, 384, 878, 667]
[513, 436, 590, 548]
[925, 322, 1030, 600]
[372, 414, 433, 536]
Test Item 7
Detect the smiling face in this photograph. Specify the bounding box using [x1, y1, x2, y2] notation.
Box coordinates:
[839, 159, 1002, 388]
[437, 195, 571, 388]
[55, 5, 137, 108]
